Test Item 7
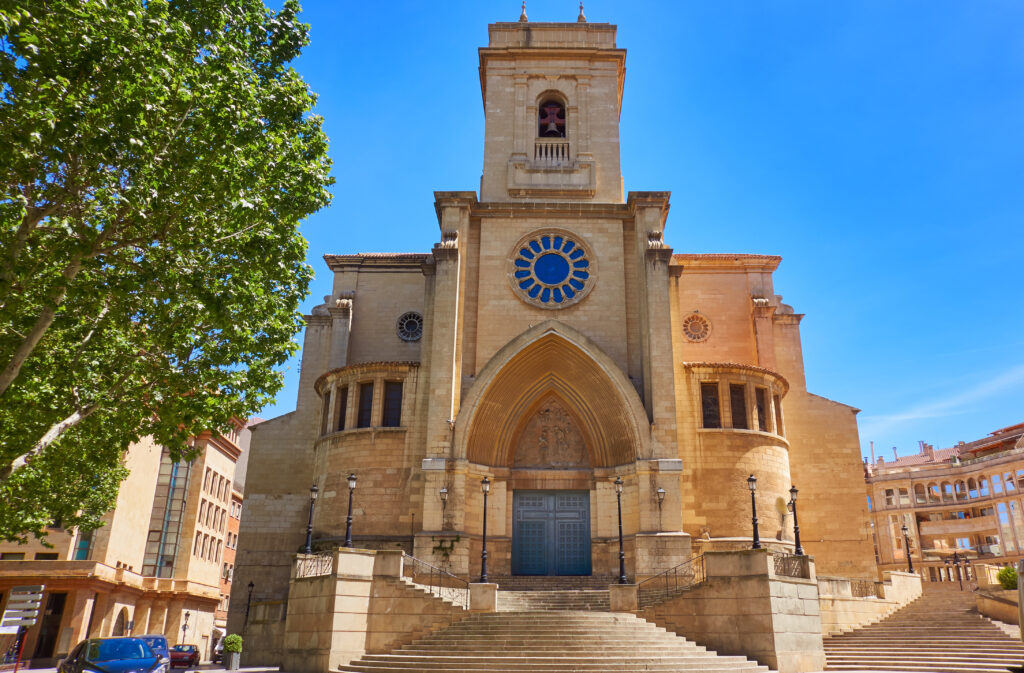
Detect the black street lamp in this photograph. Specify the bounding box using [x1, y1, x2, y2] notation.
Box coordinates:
[945, 551, 970, 590]
[480, 477, 490, 583]
[789, 485, 804, 556]
[304, 483, 319, 554]
[181, 611, 190, 645]
[244, 581, 254, 627]
[344, 474, 357, 548]
[901, 523, 914, 574]
[615, 476, 626, 584]
[747, 475, 761, 549]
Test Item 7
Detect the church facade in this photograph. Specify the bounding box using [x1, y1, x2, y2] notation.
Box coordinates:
[229, 16, 875, 647]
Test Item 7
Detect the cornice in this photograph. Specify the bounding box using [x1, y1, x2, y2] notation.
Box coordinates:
[314, 361, 421, 395]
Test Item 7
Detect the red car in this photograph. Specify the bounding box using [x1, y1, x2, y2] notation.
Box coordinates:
[169, 644, 199, 668]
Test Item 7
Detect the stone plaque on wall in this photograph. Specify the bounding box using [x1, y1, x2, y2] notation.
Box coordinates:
[513, 397, 589, 468]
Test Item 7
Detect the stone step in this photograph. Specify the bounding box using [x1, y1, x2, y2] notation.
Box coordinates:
[823, 585, 1023, 673]
[341, 609, 774, 673]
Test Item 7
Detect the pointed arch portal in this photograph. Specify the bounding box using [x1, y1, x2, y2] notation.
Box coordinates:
[457, 321, 648, 468]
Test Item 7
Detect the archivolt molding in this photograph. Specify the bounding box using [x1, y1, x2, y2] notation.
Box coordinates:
[454, 321, 649, 468]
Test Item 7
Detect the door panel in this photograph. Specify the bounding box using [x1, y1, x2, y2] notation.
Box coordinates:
[512, 490, 591, 575]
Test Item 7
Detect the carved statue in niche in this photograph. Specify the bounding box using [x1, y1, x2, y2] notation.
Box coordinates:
[513, 397, 589, 468]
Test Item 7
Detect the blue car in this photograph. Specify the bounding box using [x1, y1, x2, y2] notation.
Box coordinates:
[138, 635, 170, 665]
[59, 637, 165, 673]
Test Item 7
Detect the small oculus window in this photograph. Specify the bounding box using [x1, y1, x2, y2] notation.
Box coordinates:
[396, 311, 423, 342]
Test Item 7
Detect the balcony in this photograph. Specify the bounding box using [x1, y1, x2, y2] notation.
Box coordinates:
[533, 139, 571, 166]
[918, 515, 998, 536]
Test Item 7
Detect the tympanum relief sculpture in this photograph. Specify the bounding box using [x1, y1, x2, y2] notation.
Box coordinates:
[513, 397, 589, 468]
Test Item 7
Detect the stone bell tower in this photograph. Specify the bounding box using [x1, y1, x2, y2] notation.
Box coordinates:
[478, 16, 626, 203]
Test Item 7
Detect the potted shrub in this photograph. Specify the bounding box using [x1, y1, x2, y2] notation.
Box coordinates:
[223, 634, 243, 671]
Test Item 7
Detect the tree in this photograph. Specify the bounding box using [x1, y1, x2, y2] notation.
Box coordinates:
[0, 0, 332, 541]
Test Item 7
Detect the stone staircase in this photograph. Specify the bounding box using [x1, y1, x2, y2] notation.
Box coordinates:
[498, 588, 610, 611]
[490, 575, 618, 590]
[338, 610, 774, 672]
[825, 583, 1024, 672]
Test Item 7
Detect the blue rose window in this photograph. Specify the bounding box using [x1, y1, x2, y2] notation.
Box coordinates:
[513, 234, 591, 305]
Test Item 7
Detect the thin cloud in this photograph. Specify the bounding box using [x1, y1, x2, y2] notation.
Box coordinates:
[859, 363, 1024, 441]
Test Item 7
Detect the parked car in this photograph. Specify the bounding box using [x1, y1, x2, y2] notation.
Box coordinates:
[169, 644, 200, 668]
[138, 635, 170, 665]
[58, 637, 164, 673]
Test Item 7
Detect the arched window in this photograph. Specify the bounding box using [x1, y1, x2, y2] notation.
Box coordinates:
[942, 482, 953, 501]
[538, 99, 566, 138]
[967, 478, 978, 498]
[927, 483, 940, 502]
[913, 484, 926, 504]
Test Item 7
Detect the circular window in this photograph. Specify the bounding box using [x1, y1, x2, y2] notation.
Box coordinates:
[396, 312, 423, 341]
[508, 230, 595, 309]
[682, 313, 711, 342]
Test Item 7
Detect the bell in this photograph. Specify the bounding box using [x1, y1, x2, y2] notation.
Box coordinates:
[546, 122, 559, 135]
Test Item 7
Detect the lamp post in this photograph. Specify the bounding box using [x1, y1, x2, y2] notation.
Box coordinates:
[945, 551, 969, 590]
[181, 610, 190, 645]
[304, 483, 319, 554]
[344, 473, 357, 548]
[901, 523, 914, 573]
[480, 477, 490, 583]
[789, 485, 804, 556]
[747, 475, 761, 549]
[244, 581, 254, 627]
[615, 476, 626, 584]
[656, 487, 666, 509]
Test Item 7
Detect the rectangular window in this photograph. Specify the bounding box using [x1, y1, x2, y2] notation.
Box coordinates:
[74, 530, 93, 561]
[729, 384, 747, 429]
[0, 552, 25, 560]
[335, 386, 349, 432]
[700, 383, 721, 429]
[357, 382, 374, 428]
[993, 474, 1004, 494]
[1006, 473, 1016, 492]
[898, 488, 910, 506]
[884, 489, 895, 506]
[320, 394, 331, 436]
[382, 381, 403, 427]
[773, 395, 783, 435]
[34, 552, 58, 560]
[979, 478, 989, 497]
[755, 388, 768, 431]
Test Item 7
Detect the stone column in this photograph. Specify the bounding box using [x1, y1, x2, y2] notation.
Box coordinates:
[326, 298, 353, 371]
[423, 192, 473, 459]
[628, 192, 678, 460]
[146, 600, 168, 635]
[132, 599, 152, 636]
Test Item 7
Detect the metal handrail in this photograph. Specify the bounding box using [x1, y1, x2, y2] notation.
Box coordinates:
[295, 551, 335, 579]
[402, 554, 469, 609]
[773, 552, 811, 579]
[637, 554, 706, 607]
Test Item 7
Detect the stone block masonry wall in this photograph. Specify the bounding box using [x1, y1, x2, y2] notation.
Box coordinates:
[281, 549, 467, 673]
[639, 549, 825, 673]
[817, 571, 921, 636]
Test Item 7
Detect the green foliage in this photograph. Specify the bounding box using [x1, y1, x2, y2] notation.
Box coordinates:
[0, 0, 332, 541]
[223, 634, 243, 653]
[997, 565, 1018, 590]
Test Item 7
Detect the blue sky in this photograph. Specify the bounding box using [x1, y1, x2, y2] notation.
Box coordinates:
[262, 1, 1024, 461]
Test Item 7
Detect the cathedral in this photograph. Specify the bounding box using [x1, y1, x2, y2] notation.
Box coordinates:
[229, 12, 876, 657]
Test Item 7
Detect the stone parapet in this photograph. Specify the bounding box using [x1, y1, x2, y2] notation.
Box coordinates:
[638, 549, 825, 673]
